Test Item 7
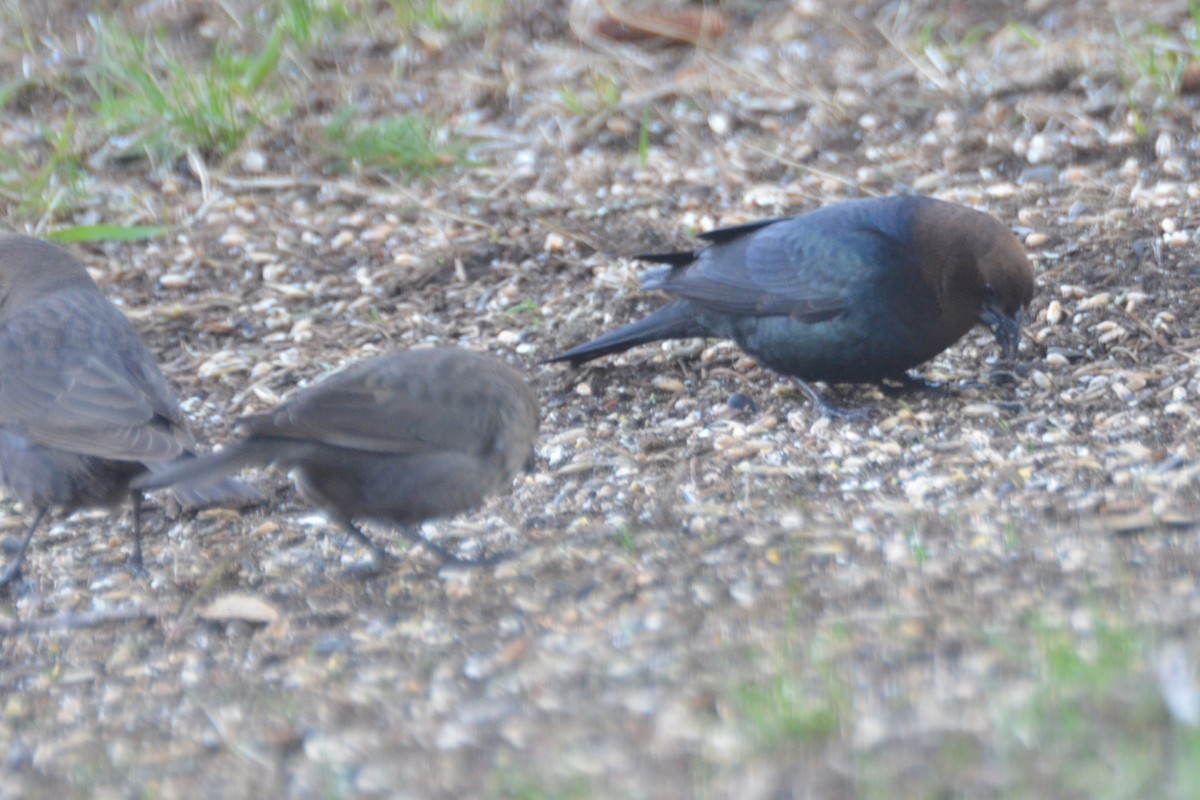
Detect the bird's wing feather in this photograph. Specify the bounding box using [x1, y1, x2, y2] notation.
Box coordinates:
[695, 217, 784, 244]
[647, 213, 909, 322]
[0, 350, 184, 460]
[243, 372, 488, 457]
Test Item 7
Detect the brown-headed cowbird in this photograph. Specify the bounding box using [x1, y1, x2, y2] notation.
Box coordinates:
[133, 348, 540, 568]
[0, 235, 258, 588]
[548, 196, 1034, 413]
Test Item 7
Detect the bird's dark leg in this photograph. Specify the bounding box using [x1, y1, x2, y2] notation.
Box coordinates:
[341, 521, 509, 570]
[0, 507, 47, 589]
[987, 364, 1028, 385]
[880, 373, 959, 397]
[128, 495, 148, 577]
[343, 520, 511, 568]
[394, 526, 511, 567]
[792, 379, 874, 421]
[341, 521, 395, 565]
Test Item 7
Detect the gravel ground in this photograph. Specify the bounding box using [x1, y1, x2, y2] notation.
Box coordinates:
[3, 1, 1200, 798]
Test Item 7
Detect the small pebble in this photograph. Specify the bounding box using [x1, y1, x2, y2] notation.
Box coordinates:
[1046, 300, 1063, 325]
[1077, 293, 1110, 311]
[219, 229, 247, 248]
[1025, 133, 1050, 164]
[241, 150, 267, 173]
[1155, 131, 1174, 159]
[728, 393, 757, 412]
[362, 224, 394, 242]
[652, 376, 686, 393]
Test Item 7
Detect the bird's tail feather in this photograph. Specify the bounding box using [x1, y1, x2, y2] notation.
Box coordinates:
[134, 440, 300, 503]
[170, 474, 263, 509]
[544, 301, 706, 366]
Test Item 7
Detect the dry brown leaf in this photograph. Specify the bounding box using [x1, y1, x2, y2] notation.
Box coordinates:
[591, 6, 728, 45]
[1181, 62, 1200, 95]
[198, 593, 281, 625]
[1095, 505, 1155, 533]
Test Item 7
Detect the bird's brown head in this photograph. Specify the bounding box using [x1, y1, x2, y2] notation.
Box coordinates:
[0, 235, 97, 314]
[913, 199, 1034, 361]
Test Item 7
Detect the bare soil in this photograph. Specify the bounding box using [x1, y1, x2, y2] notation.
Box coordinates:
[3, 1, 1200, 798]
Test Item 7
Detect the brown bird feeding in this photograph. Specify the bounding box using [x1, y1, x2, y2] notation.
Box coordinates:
[133, 348, 541, 568]
[0, 235, 258, 588]
[548, 196, 1034, 414]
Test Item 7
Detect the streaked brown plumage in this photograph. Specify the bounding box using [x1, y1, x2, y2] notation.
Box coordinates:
[0, 235, 258, 588]
[133, 348, 540, 567]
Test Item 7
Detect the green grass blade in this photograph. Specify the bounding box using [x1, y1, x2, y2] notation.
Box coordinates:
[46, 225, 169, 243]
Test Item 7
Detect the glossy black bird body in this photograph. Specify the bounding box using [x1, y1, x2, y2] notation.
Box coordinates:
[0, 235, 256, 586]
[133, 348, 540, 566]
[549, 196, 1034, 384]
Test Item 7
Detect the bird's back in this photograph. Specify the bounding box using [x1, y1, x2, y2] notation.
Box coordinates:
[241, 349, 540, 526]
[0, 237, 259, 517]
[243, 349, 538, 473]
[647, 197, 948, 381]
[0, 285, 190, 458]
[0, 281, 196, 511]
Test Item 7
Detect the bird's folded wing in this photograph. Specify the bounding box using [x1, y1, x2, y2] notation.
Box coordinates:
[0, 354, 185, 460]
[648, 274, 847, 320]
[647, 233, 849, 321]
[244, 381, 484, 457]
[650, 217, 906, 322]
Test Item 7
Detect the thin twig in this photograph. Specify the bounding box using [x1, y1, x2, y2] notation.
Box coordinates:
[1124, 309, 1200, 364]
[381, 178, 500, 238]
[0, 607, 159, 636]
[165, 557, 244, 644]
[873, 22, 955, 94]
[741, 141, 869, 196]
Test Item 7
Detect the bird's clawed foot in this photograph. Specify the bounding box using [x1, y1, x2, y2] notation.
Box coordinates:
[791, 379, 876, 421]
[342, 553, 393, 578]
[124, 552, 149, 580]
[341, 523, 510, 576]
[0, 560, 23, 591]
[881, 373, 959, 397]
[397, 527, 513, 567]
[818, 401, 876, 422]
[340, 524, 398, 577]
[987, 362, 1030, 385]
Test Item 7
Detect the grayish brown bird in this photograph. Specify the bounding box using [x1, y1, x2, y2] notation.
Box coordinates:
[133, 348, 541, 568]
[0, 235, 258, 588]
[548, 196, 1034, 413]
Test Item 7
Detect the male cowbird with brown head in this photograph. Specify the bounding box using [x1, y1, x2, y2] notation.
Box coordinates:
[548, 196, 1034, 414]
[0, 235, 258, 588]
[133, 348, 540, 568]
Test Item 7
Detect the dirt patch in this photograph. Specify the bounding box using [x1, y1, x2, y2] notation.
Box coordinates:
[3, 1, 1200, 797]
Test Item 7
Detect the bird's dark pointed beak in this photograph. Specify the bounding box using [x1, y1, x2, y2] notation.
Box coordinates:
[979, 303, 1023, 361]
